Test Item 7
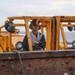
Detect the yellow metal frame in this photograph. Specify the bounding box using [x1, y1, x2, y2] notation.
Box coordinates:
[8, 16, 53, 51]
[0, 16, 75, 52]
[54, 16, 75, 50]
[0, 16, 52, 52]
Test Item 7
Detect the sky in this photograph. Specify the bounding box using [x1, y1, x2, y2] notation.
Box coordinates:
[0, 0, 75, 26]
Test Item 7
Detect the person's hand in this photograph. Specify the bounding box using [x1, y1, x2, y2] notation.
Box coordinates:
[33, 42, 39, 44]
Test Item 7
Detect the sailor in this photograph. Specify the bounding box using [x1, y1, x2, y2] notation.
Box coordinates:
[22, 19, 46, 51]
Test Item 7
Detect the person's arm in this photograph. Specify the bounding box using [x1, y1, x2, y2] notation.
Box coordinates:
[40, 34, 46, 43]
[38, 34, 46, 47]
[22, 35, 29, 51]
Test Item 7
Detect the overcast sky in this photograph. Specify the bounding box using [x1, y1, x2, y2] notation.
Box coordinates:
[0, 0, 75, 26]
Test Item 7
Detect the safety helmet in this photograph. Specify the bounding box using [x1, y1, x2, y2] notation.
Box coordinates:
[29, 19, 41, 30]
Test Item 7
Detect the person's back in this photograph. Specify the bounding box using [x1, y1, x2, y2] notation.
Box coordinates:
[22, 19, 46, 51]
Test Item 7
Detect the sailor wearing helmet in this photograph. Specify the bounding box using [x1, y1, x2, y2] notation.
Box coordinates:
[22, 19, 46, 51]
